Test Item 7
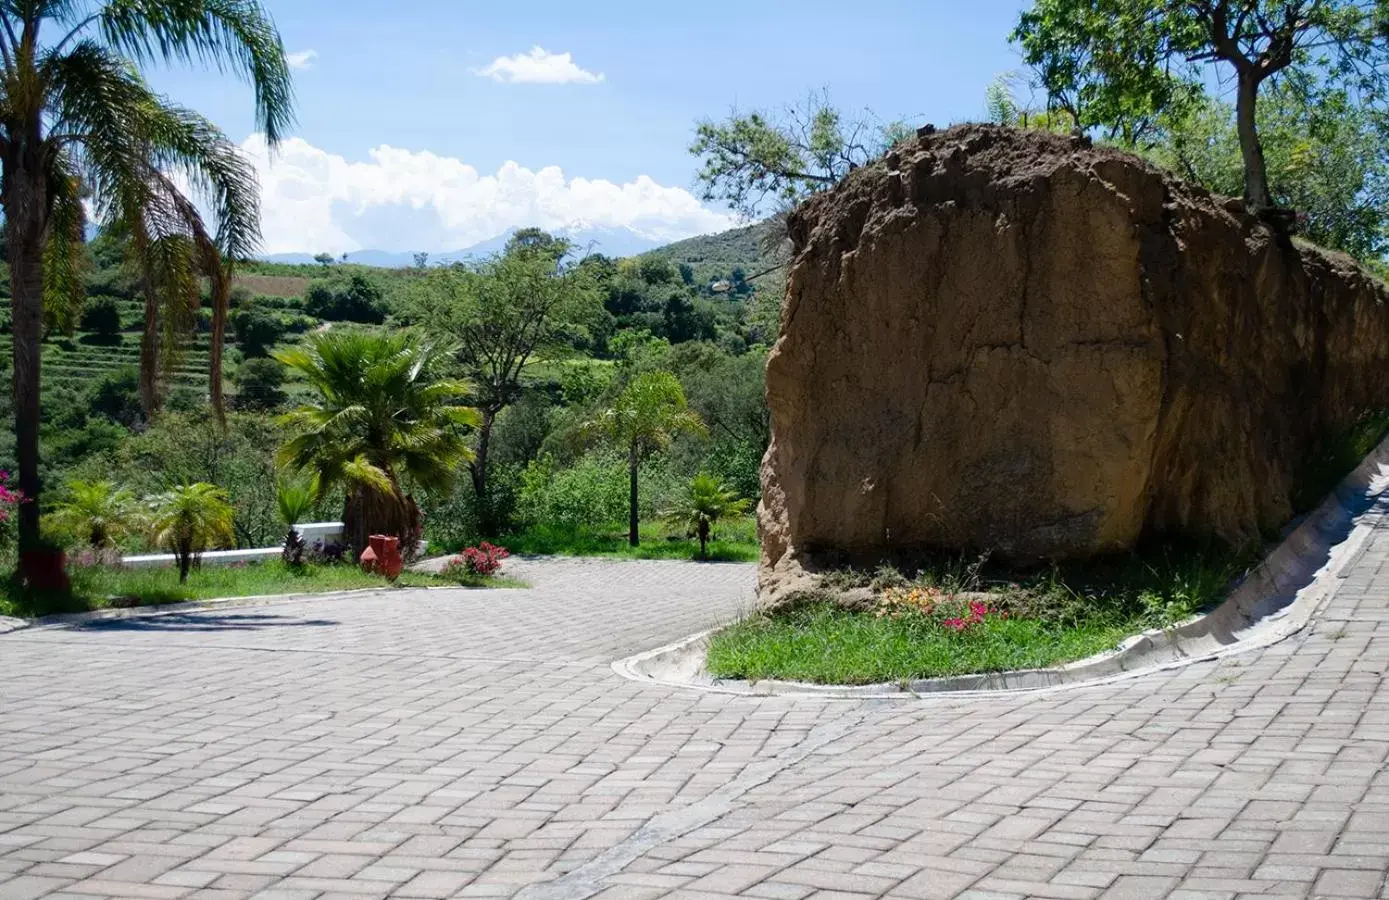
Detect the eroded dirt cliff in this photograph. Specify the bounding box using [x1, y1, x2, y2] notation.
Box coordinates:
[759, 124, 1389, 600]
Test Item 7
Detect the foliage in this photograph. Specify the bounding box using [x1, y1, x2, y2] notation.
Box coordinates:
[1144, 79, 1389, 259]
[0, 470, 24, 549]
[441, 542, 510, 579]
[396, 230, 604, 529]
[304, 274, 387, 323]
[1012, 0, 1389, 211]
[79, 297, 123, 343]
[504, 519, 759, 562]
[148, 483, 236, 583]
[691, 90, 911, 218]
[274, 330, 480, 553]
[517, 451, 684, 531]
[0, 559, 488, 619]
[275, 473, 317, 566]
[667, 473, 751, 559]
[588, 371, 706, 546]
[48, 479, 140, 549]
[708, 543, 1247, 684]
[231, 305, 287, 357]
[234, 357, 287, 411]
[66, 411, 283, 550]
[0, 0, 294, 549]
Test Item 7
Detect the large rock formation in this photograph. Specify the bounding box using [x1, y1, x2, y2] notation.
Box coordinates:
[759, 125, 1389, 599]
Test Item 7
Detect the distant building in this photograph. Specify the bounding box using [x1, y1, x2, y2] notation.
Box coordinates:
[710, 279, 732, 294]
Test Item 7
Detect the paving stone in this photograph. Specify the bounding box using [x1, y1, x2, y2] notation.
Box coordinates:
[1, 554, 1387, 899]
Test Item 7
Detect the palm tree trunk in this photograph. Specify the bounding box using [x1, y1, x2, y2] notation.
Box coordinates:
[178, 538, 192, 583]
[698, 520, 709, 559]
[628, 443, 640, 547]
[1235, 71, 1272, 214]
[4, 147, 49, 553]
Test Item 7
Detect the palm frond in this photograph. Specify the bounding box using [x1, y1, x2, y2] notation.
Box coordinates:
[41, 153, 87, 335]
[97, 0, 295, 143]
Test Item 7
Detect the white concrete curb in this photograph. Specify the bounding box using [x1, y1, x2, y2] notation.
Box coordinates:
[613, 434, 1389, 699]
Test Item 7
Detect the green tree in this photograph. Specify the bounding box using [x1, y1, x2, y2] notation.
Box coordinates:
[1013, 0, 1389, 214]
[304, 274, 386, 323]
[691, 90, 909, 218]
[149, 482, 235, 583]
[589, 371, 705, 547]
[233, 357, 286, 411]
[313, 253, 334, 268]
[79, 297, 123, 344]
[274, 331, 480, 555]
[49, 479, 139, 548]
[397, 232, 602, 532]
[0, 1, 293, 555]
[1146, 78, 1389, 259]
[232, 305, 286, 357]
[668, 473, 751, 559]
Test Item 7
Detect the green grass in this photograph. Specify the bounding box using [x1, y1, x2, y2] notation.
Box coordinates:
[0, 559, 524, 619]
[706, 542, 1249, 685]
[502, 520, 759, 562]
[707, 602, 1137, 684]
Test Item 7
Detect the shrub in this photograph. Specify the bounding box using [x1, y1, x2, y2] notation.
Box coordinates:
[79, 297, 123, 342]
[304, 274, 386, 324]
[441, 542, 510, 580]
[231, 305, 286, 357]
[234, 357, 286, 410]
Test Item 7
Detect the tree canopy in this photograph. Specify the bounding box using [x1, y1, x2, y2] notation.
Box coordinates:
[1013, 0, 1389, 213]
[691, 91, 912, 219]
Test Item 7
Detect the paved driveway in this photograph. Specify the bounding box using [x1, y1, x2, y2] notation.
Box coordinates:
[0, 551, 1386, 900]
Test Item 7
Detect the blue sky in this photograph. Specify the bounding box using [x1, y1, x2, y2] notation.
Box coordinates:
[144, 1, 1032, 255]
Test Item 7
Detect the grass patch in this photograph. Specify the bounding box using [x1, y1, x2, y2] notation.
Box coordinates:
[501, 520, 759, 563]
[0, 559, 523, 619]
[706, 542, 1250, 685]
[1292, 408, 1389, 514]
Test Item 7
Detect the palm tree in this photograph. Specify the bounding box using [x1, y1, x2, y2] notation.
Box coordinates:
[149, 482, 234, 583]
[668, 473, 750, 560]
[275, 473, 315, 566]
[49, 479, 139, 548]
[274, 330, 480, 557]
[591, 371, 706, 547]
[1, 2, 294, 560]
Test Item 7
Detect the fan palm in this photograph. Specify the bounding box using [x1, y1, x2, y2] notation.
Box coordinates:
[49, 478, 140, 548]
[1, 1, 294, 558]
[273, 330, 480, 556]
[590, 371, 706, 547]
[668, 473, 750, 559]
[275, 472, 315, 566]
[148, 482, 234, 583]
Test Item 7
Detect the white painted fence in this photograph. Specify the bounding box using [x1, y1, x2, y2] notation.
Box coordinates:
[121, 522, 345, 570]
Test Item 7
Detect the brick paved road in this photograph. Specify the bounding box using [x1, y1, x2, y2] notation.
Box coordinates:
[1, 550, 1386, 900]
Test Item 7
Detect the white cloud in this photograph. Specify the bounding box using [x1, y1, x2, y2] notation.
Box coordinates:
[241, 135, 735, 256]
[475, 46, 603, 85]
[286, 49, 318, 70]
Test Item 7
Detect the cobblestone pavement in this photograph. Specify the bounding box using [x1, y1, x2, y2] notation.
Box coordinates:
[1, 549, 1386, 900]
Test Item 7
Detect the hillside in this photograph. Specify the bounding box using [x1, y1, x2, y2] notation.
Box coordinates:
[643, 220, 788, 286]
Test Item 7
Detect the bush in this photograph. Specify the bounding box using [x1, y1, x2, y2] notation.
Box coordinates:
[87, 367, 145, 429]
[79, 297, 123, 342]
[304, 274, 386, 324]
[231, 306, 286, 357]
[516, 451, 686, 532]
[234, 357, 286, 410]
[440, 542, 509, 580]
